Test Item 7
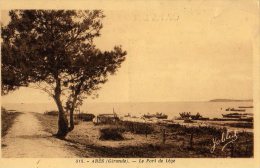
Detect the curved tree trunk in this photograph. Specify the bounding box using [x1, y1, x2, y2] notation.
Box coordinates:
[69, 109, 74, 131]
[54, 96, 69, 139]
[68, 83, 83, 132]
[68, 96, 78, 132]
[53, 78, 69, 139]
[54, 97, 69, 139]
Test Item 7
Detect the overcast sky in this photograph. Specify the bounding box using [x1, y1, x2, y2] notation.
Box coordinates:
[1, 0, 258, 103]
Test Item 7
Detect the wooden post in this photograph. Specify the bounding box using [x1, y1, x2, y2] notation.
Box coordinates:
[145, 125, 148, 138]
[189, 133, 194, 149]
[245, 133, 249, 155]
[245, 138, 249, 155]
[131, 123, 134, 132]
[182, 139, 185, 148]
[162, 129, 166, 144]
[230, 143, 234, 157]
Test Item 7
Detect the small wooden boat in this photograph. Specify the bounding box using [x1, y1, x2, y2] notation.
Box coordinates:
[225, 108, 246, 112]
[238, 106, 253, 108]
[179, 112, 191, 119]
[222, 113, 242, 118]
[222, 113, 251, 118]
[124, 113, 131, 117]
[239, 117, 253, 122]
[190, 113, 209, 120]
[143, 112, 168, 119]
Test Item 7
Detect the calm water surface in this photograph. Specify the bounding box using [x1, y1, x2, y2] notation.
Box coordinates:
[2, 101, 253, 119]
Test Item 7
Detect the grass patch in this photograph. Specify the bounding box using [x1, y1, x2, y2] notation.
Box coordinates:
[34, 112, 58, 134]
[33, 112, 254, 158]
[119, 121, 154, 134]
[226, 122, 253, 129]
[1, 107, 21, 137]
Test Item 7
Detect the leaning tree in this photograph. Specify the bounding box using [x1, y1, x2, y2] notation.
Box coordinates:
[1, 10, 127, 138]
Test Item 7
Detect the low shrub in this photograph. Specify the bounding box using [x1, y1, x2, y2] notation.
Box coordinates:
[166, 123, 225, 136]
[1, 107, 21, 137]
[44, 110, 59, 116]
[120, 121, 154, 134]
[227, 122, 253, 128]
[77, 113, 95, 121]
[99, 127, 124, 140]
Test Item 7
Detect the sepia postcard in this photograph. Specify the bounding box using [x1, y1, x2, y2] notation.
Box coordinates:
[0, 0, 259, 168]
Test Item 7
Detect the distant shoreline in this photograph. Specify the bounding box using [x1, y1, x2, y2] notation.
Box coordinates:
[209, 99, 253, 102]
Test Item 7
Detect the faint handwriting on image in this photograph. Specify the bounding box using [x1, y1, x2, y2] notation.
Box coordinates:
[210, 131, 238, 153]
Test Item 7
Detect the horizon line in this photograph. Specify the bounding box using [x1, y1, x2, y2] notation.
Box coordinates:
[1, 99, 253, 104]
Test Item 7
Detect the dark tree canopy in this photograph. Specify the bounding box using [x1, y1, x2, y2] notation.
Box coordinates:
[1, 10, 127, 138]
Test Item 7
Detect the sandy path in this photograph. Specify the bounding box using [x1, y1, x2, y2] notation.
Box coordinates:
[2, 112, 77, 158]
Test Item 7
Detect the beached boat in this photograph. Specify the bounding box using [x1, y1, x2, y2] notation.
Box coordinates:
[190, 113, 209, 120]
[93, 113, 120, 125]
[124, 113, 130, 117]
[124, 113, 139, 118]
[243, 113, 253, 116]
[213, 117, 253, 122]
[192, 117, 209, 120]
[143, 112, 168, 119]
[179, 112, 191, 119]
[225, 108, 246, 112]
[239, 117, 253, 122]
[222, 113, 241, 118]
[222, 113, 250, 118]
[238, 106, 253, 108]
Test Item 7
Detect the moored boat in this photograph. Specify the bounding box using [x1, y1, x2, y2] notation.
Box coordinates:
[222, 112, 252, 118]
[238, 106, 253, 108]
[225, 108, 246, 112]
[143, 112, 168, 119]
[222, 113, 242, 118]
[190, 113, 209, 120]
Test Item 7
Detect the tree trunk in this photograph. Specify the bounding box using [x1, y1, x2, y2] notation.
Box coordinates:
[53, 78, 69, 139]
[68, 84, 82, 132]
[68, 95, 78, 132]
[69, 108, 74, 131]
[54, 95, 69, 139]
